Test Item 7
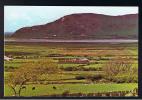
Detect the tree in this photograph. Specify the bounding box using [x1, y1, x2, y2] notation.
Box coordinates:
[103, 57, 138, 83]
[103, 57, 133, 76]
[7, 59, 61, 96]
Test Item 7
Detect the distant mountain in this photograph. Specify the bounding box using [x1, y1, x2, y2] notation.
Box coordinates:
[4, 32, 13, 38]
[11, 13, 138, 39]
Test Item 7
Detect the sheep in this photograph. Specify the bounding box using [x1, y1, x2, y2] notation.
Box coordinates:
[21, 86, 26, 90]
[32, 87, 35, 90]
[53, 86, 57, 90]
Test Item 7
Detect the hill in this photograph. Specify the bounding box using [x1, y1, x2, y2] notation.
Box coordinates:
[11, 13, 138, 39]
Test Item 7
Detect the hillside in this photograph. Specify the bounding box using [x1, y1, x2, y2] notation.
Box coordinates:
[11, 13, 138, 39]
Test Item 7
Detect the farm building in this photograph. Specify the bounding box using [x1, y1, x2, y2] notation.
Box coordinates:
[58, 58, 89, 64]
[4, 56, 13, 61]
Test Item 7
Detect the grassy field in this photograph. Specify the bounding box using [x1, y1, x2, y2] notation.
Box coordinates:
[5, 83, 138, 96]
[4, 42, 138, 96]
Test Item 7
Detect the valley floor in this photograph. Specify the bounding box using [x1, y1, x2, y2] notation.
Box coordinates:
[4, 42, 138, 97]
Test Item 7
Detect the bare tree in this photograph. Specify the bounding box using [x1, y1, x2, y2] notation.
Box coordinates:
[103, 57, 133, 76]
[7, 59, 61, 96]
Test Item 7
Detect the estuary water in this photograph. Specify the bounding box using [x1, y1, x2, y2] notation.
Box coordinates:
[4, 39, 138, 43]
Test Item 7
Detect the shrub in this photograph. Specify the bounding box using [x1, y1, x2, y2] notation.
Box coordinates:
[62, 90, 70, 96]
[75, 75, 86, 80]
[106, 73, 138, 83]
[103, 57, 133, 76]
[93, 74, 104, 80]
[103, 57, 138, 83]
[5, 66, 16, 71]
[86, 74, 104, 82]
[63, 66, 74, 71]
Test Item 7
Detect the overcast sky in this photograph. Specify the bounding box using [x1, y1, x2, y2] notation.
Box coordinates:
[4, 6, 138, 32]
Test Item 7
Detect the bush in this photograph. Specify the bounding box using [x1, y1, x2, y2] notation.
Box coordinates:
[86, 74, 104, 82]
[103, 57, 138, 83]
[61, 65, 101, 71]
[62, 90, 70, 96]
[93, 74, 104, 80]
[5, 66, 16, 71]
[63, 66, 75, 71]
[75, 74, 104, 81]
[75, 75, 86, 80]
[103, 57, 133, 76]
[105, 73, 138, 83]
[112, 76, 127, 83]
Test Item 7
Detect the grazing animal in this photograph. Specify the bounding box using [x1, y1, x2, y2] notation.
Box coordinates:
[32, 87, 35, 90]
[21, 86, 26, 90]
[53, 86, 57, 90]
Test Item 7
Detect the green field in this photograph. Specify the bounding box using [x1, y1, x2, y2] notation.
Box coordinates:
[4, 42, 138, 97]
[5, 83, 138, 96]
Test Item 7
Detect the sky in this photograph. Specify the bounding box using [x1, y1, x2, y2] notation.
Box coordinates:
[4, 6, 138, 33]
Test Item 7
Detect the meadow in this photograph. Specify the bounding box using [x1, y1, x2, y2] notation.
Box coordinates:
[4, 42, 138, 97]
[5, 83, 137, 96]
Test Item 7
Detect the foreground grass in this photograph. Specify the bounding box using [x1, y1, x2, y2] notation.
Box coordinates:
[5, 83, 138, 96]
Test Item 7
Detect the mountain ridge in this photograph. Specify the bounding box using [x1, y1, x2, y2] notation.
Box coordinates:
[11, 13, 138, 40]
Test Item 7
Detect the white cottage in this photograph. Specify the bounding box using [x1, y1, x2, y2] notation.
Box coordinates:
[4, 56, 13, 61]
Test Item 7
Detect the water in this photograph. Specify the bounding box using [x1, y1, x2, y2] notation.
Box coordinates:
[5, 39, 138, 43]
